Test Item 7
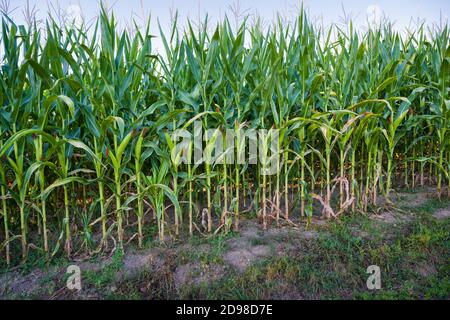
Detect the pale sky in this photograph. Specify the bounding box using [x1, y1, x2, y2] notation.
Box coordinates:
[2, 0, 449, 52]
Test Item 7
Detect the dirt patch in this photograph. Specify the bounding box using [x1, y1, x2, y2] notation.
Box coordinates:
[371, 212, 398, 224]
[265, 226, 293, 239]
[301, 230, 319, 240]
[177, 243, 211, 259]
[370, 211, 413, 225]
[0, 269, 56, 297]
[222, 219, 319, 272]
[223, 249, 254, 272]
[397, 192, 429, 208]
[121, 248, 164, 276]
[377, 190, 431, 209]
[415, 262, 437, 277]
[239, 224, 260, 238]
[433, 208, 450, 220]
[173, 264, 191, 286]
[274, 243, 292, 256]
[173, 262, 226, 289]
[226, 222, 265, 249]
[224, 245, 272, 272]
[249, 245, 271, 256]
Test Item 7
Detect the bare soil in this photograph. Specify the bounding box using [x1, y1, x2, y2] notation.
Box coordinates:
[434, 208, 450, 220]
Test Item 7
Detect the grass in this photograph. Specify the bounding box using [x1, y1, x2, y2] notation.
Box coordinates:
[179, 233, 235, 265]
[183, 198, 450, 300]
[1, 195, 448, 300]
[83, 249, 124, 288]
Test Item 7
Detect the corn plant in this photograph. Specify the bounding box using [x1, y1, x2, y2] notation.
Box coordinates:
[0, 6, 449, 266]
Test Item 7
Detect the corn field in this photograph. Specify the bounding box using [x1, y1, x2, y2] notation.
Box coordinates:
[0, 7, 449, 266]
